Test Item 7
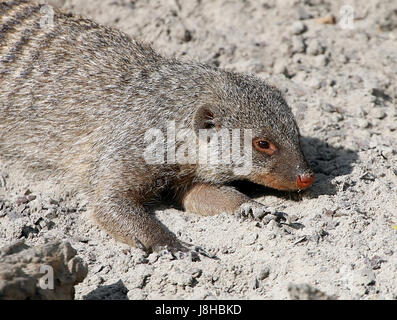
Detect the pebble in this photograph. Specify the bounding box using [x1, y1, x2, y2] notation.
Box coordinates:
[380, 146, 395, 159]
[273, 60, 289, 77]
[292, 36, 306, 54]
[290, 21, 307, 35]
[295, 6, 312, 20]
[244, 233, 258, 245]
[148, 252, 159, 264]
[372, 108, 387, 120]
[315, 54, 329, 67]
[306, 39, 325, 56]
[388, 123, 397, 131]
[369, 256, 386, 270]
[267, 219, 277, 231]
[358, 119, 370, 129]
[171, 272, 194, 287]
[27, 195, 37, 202]
[127, 288, 145, 300]
[337, 54, 349, 64]
[49, 199, 60, 206]
[190, 268, 203, 279]
[356, 267, 376, 286]
[16, 197, 29, 205]
[258, 267, 270, 280]
[251, 278, 259, 289]
[0, 175, 6, 188]
[320, 102, 336, 113]
[92, 265, 104, 274]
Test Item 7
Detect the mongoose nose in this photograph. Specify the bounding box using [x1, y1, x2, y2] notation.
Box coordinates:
[296, 173, 315, 190]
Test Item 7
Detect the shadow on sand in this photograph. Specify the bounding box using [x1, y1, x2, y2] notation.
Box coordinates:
[83, 280, 129, 300]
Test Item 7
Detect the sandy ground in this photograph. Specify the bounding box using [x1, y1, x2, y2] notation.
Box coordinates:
[0, 0, 396, 300]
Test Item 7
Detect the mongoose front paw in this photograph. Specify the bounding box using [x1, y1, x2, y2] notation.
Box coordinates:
[236, 201, 271, 220]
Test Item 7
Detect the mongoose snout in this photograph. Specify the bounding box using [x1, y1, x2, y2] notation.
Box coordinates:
[0, 0, 315, 253]
[297, 172, 315, 190]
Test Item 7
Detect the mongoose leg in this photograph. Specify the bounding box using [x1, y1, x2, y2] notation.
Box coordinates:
[92, 190, 182, 253]
[182, 183, 269, 218]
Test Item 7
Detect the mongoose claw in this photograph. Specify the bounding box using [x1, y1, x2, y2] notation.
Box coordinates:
[157, 245, 197, 261]
[133, 237, 149, 252]
[236, 201, 271, 221]
[157, 241, 217, 261]
[193, 246, 218, 259]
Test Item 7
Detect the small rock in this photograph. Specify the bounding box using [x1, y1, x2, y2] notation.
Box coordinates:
[306, 39, 325, 56]
[369, 256, 386, 270]
[244, 233, 258, 245]
[290, 21, 307, 35]
[27, 195, 37, 202]
[372, 109, 387, 120]
[320, 102, 336, 113]
[388, 123, 397, 131]
[0, 175, 6, 189]
[273, 60, 289, 77]
[258, 267, 270, 280]
[92, 265, 104, 274]
[307, 77, 322, 89]
[292, 36, 306, 54]
[16, 197, 29, 205]
[127, 288, 145, 300]
[337, 54, 349, 64]
[49, 199, 59, 206]
[380, 146, 395, 159]
[0, 241, 87, 300]
[267, 219, 277, 230]
[295, 6, 312, 20]
[357, 267, 376, 286]
[182, 29, 192, 42]
[148, 253, 159, 264]
[190, 268, 203, 279]
[315, 54, 329, 67]
[171, 272, 194, 287]
[252, 278, 259, 289]
[360, 172, 376, 181]
[358, 119, 370, 129]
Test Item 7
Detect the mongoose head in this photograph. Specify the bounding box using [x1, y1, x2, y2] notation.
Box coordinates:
[193, 71, 314, 191]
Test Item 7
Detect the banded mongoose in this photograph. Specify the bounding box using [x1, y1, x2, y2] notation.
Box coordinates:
[0, 0, 315, 252]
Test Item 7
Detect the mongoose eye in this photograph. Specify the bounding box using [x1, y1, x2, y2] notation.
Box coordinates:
[253, 138, 277, 156]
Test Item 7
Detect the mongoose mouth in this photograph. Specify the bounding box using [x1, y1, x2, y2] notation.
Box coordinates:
[296, 173, 315, 190]
[252, 172, 315, 191]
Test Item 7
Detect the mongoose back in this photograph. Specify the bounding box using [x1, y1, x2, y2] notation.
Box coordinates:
[0, 0, 315, 252]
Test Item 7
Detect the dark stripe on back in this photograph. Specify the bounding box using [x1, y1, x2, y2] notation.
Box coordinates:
[0, 0, 29, 15]
[0, 3, 41, 44]
[19, 29, 58, 78]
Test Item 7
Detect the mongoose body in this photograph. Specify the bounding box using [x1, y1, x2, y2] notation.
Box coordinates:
[0, 0, 314, 251]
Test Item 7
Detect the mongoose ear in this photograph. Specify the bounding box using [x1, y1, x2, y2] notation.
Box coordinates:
[193, 105, 221, 134]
